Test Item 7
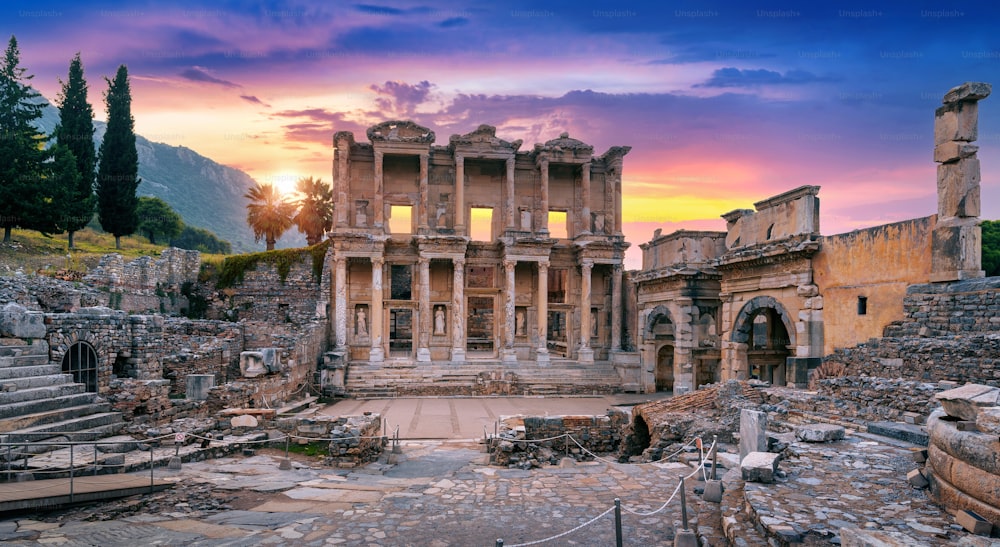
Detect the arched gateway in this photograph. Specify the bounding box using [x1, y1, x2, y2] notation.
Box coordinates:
[730, 296, 795, 386]
[61, 341, 99, 393]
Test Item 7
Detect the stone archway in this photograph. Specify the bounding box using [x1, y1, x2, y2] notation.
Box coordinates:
[656, 344, 674, 392]
[62, 341, 99, 393]
[731, 296, 795, 386]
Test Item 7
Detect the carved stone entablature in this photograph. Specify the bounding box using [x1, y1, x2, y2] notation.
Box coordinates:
[367, 120, 435, 144]
[599, 146, 632, 165]
[448, 124, 522, 154]
[632, 266, 721, 284]
[415, 235, 470, 258]
[501, 238, 554, 262]
[534, 132, 594, 163]
[752, 185, 820, 211]
[329, 232, 388, 256]
[714, 236, 820, 271]
[333, 131, 356, 147]
[573, 238, 627, 264]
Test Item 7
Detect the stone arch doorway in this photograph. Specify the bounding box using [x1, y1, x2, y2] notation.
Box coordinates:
[656, 344, 674, 392]
[645, 307, 676, 393]
[731, 296, 795, 386]
[62, 341, 99, 393]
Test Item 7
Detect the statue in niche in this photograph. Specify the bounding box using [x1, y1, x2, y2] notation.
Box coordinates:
[515, 308, 526, 336]
[355, 201, 368, 227]
[520, 210, 532, 231]
[434, 306, 446, 335]
[356, 307, 368, 336]
[436, 202, 448, 228]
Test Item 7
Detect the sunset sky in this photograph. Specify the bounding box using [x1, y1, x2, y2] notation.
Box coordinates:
[7, 0, 999, 266]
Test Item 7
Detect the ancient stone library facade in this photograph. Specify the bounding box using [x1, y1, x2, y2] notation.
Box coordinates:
[326, 122, 630, 367]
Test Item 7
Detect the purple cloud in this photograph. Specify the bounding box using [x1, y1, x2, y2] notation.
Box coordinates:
[697, 68, 838, 88]
[369, 80, 433, 115]
[240, 95, 270, 107]
[179, 67, 239, 88]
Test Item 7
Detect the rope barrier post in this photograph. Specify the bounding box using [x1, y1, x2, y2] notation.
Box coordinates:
[149, 444, 154, 494]
[69, 443, 74, 504]
[278, 435, 292, 470]
[495, 539, 503, 547]
[7, 445, 11, 482]
[674, 477, 697, 547]
[614, 498, 623, 547]
[94, 444, 98, 476]
[704, 436, 723, 503]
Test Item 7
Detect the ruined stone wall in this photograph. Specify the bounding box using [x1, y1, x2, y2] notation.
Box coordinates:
[824, 278, 1000, 385]
[722, 186, 819, 249]
[82, 248, 200, 314]
[774, 377, 948, 422]
[159, 319, 245, 396]
[105, 378, 210, 425]
[211, 251, 326, 325]
[489, 412, 629, 467]
[0, 274, 109, 312]
[813, 216, 936, 354]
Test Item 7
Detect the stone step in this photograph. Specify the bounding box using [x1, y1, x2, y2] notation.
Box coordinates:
[0, 401, 113, 433]
[0, 341, 49, 358]
[0, 383, 86, 405]
[0, 354, 50, 368]
[0, 364, 62, 380]
[5, 423, 127, 457]
[867, 421, 929, 446]
[0, 392, 100, 421]
[2, 373, 75, 391]
[719, 474, 771, 547]
[0, 412, 124, 445]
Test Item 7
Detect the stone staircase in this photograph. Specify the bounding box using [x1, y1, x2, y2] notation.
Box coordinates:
[0, 339, 124, 463]
[344, 360, 624, 398]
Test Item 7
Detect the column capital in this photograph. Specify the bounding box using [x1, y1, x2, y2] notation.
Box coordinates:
[580, 259, 594, 270]
[372, 256, 385, 268]
[538, 157, 549, 169]
[503, 259, 517, 271]
[374, 150, 384, 160]
[537, 260, 549, 272]
[419, 152, 430, 161]
[454, 154, 464, 167]
[417, 256, 430, 267]
[453, 256, 466, 268]
[334, 255, 347, 266]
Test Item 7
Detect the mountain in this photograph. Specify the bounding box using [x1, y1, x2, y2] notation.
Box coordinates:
[33, 98, 306, 252]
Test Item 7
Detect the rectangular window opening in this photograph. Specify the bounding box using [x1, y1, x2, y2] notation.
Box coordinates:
[548, 210, 568, 239]
[470, 207, 493, 241]
[857, 296, 868, 315]
[390, 265, 413, 300]
[389, 205, 412, 235]
[548, 268, 567, 303]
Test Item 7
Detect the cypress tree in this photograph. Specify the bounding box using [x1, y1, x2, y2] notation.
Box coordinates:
[0, 35, 46, 243]
[96, 64, 140, 249]
[28, 144, 77, 236]
[54, 53, 95, 249]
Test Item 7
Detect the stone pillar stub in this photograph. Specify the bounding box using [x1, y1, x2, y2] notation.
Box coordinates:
[370, 257, 385, 363]
[739, 409, 768, 463]
[451, 257, 466, 362]
[578, 260, 594, 363]
[185, 374, 215, 401]
[536, 261, 550, 364]
[334, 257, 347, 350]
[417, 257, 431, 362]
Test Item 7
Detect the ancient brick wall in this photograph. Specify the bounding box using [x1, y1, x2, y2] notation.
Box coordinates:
[0, 274, 109, 312]
[82, 248, 201, 314]
[209, 250, 328, 325]
[159, 319, 245, 396]
[489, 412, 629, 467]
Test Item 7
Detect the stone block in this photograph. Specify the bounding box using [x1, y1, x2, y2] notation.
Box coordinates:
[910, 448, 928, 464]
[240, 351, 266, 378]
[902, 411, 923, 425]
[974, 406, 1000, 435]
[231, 415, 259, 428]
[934, 141, 979, 163]
[741, 451, 780, 483]
[931, 221, 983, 282]
[261, 347, 281, 373]
[955, 509, 993, 536]
[739, 409, 768, 462]
[907, 468, 928, 488]
[703, 480, 723, 503]
[935, 101, 978, 144]
[935, 384, 1000, 421]
[942, 82, 992, 105]
[795, 423, 845, 443]
[839, 528, 921, 547]
[185, 374, 215, 401]
[0, 303, 46, 339]
[936, 158, 981, 217]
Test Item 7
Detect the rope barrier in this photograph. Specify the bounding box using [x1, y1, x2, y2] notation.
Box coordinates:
[504, 505, 616, 547]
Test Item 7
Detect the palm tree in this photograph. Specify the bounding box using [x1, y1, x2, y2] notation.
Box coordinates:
[293, 176, 334, 246]
[245, 182, 295, 250]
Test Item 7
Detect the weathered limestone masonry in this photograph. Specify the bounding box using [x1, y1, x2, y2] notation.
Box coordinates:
[326, 121, 632, 394]
[633, 230, 726, 394]
[0, 273, 108, 311]
[84, 247, 201, 314]
[159, 319, 245, 397]
[488, 412, 628, 468]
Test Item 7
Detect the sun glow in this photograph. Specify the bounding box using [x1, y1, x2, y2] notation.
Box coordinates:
[263, 172, 302, 197]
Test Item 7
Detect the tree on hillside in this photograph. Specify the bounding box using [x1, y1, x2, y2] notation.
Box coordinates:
[293, 176, 334, 246]
[0, 35, 47, 243]
[136, 196, 182, 244]
[96, 64, 140, 250]
[54, 52, 96, 250]
[170, 225, 231, 254]
[27, 144, 77, 236]
[245, 182, 295, 251]
[983, 220, 999, 277]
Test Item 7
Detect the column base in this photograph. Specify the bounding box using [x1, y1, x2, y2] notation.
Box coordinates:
[369, 347, 384, 363]
[416, 348, 431, 362]
[451, 348, 466, 362]
[577, 347, 594, 363]
[536, 348, 550, 365]
[501, 348, 518, 363]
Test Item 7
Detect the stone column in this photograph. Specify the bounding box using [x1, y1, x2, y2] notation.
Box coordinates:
[454, 154, 465, 235]
[578, 260, 594, 363]
[931, 82, 991, 282]
[613, 171, 623, 235]
[451, 257, 466, 362]
[334, 135, 350, 227]
[369, 256, 384, 363]
[610, 263, 622, 351]
[373, 150, 384, 229]
[505, 157, 516, 230]
[418, 152, 430, 232]
[334, 257, 347, 351]
[501, 259, 517, 363]
[536, 261, 550, 364]
[539, 158, 549, 234]
[416, 257, 431, 362]
[580, 163, 591, 235]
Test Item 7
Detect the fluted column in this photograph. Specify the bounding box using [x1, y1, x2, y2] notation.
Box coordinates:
[505, 157, 516, 230]
[417, 257, 431, 362]
[454, 154, 465, 234]
[334, 257, 347, 350]
[501, 259, 517, 362]
[578, 260, 594, 363]
[418, 152, 429, 232]
[610, 263, 622, 351]
[373, 150, 384, 229]
[539, 158, 549, 234]
[580, 163, 591, 235]
[536, 261, 550, 364]
[451, 257, 466, 362]
[369, 257, 385, 362]
[334, 142, 350, 227]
